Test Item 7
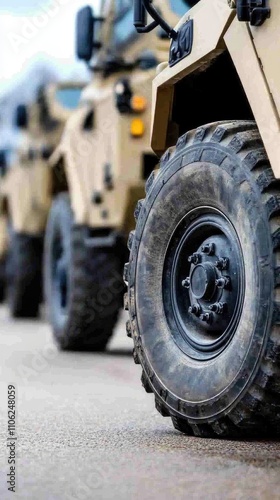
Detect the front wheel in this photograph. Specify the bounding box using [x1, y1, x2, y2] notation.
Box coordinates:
[125, 121, 280, 438]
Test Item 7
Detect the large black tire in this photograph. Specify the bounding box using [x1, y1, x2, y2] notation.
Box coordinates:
[44, 193, 126, 351]
[7, 230, 43, 318]
[125, 121, 280, 438]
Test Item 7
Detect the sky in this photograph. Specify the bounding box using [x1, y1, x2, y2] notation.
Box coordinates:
[0, 0, 100, 96]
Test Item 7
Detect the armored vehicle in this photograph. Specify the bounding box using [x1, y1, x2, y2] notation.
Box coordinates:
[125, 0, 280, 438]
[44, 0, 183, 351]
[0, 82, 83, 317]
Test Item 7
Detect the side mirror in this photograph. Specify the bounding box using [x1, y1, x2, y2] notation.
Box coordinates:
[76, 6, 103, 62]
[15, 104, 28, 129]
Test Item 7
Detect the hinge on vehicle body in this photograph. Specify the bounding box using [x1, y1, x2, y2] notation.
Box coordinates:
[236, 0, 271, 26]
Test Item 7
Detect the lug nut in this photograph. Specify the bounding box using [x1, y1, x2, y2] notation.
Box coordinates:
[215, 257, 229, 271]
[201, 243, 215, 256]
[215, 276, 231, 289]
[200, 312, 214, 324]
[188, 304, 201, 316]
[188, 253, 201, 265]
[209, 302, 227, 315]
[182, 277, 190, 289]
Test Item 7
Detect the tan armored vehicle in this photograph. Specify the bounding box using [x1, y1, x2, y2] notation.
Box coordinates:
[0, 82, 83, 317]
[125, 0, 280, 438]
[43, 0, 183, 350]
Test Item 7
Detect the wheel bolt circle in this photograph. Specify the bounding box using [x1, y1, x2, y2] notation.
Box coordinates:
[209, 302, 227, 314]
[215, 257, 229, 271]
[188, 253, 201, 265]
[215, 276, 231, 289]
[200, 312, 214, 324]
[188, 304, 201, 316]
[182, 277, 190, 289]
[201, 243, 215, 255]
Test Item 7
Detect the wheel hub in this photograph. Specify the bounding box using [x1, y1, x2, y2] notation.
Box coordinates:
[182, 233, 235, 331]
[164, 208, 245, 360]
[189, 262, 217, 300]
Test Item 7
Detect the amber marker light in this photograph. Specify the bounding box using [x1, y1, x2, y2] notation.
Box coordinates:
[131, 95, 147, 113]
[130, 118, 145, 137]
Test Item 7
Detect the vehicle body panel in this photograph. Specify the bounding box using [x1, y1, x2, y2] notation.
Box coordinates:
[1, 82, 85, 234]
[150, 0, 280, 178]
[50, 0, 181, 231]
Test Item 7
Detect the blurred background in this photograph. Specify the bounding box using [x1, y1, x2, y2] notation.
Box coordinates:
[0, 0, 99, 153]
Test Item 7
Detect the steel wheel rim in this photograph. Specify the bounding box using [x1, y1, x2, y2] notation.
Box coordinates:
[163, 207, 245, 361]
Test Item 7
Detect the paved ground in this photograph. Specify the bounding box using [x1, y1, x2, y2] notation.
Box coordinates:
[0, 306, 280, 500]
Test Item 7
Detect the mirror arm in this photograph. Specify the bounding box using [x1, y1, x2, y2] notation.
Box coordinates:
[135, 0, 177, 39]
[92, 16, 105, 50]
[93, 42, 102, 49]
[136, 20, 158, 33]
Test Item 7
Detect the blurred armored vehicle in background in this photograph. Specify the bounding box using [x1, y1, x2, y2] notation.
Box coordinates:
[0, 82, 84, 317]
[125, 0, 280, 438]
[44, 0, 184, 350]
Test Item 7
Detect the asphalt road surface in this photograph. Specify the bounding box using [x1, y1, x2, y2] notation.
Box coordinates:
[0, 306, 280, 500]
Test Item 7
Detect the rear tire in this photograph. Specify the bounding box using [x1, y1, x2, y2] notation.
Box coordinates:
[126, 121, 280, 438]
[7, 230, 43, 318]
[44, 193, 125, 351]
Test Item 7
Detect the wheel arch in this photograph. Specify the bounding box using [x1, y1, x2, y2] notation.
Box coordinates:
[151, 17, 280, 178]
[170, 50, 254, 149]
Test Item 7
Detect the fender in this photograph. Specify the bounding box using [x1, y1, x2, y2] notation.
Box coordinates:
[151, 0, 280, 178]
[48, 106, 93, 224]
[151, 0, 235, 154]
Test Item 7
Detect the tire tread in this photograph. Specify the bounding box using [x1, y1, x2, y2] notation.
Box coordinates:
[126, 121, 280, 437]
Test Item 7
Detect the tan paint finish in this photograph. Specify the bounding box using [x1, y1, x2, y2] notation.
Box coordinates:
[1, 159, 51, 234]
[1, 82, 85, 234]
[224, 19, 280, 178]
[53, 71, 155, 228]
[50, 0, 182, 231]
[249, 0, 280, 118]
[150, 0, 280, 179]
[151, 0, 235, 154]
